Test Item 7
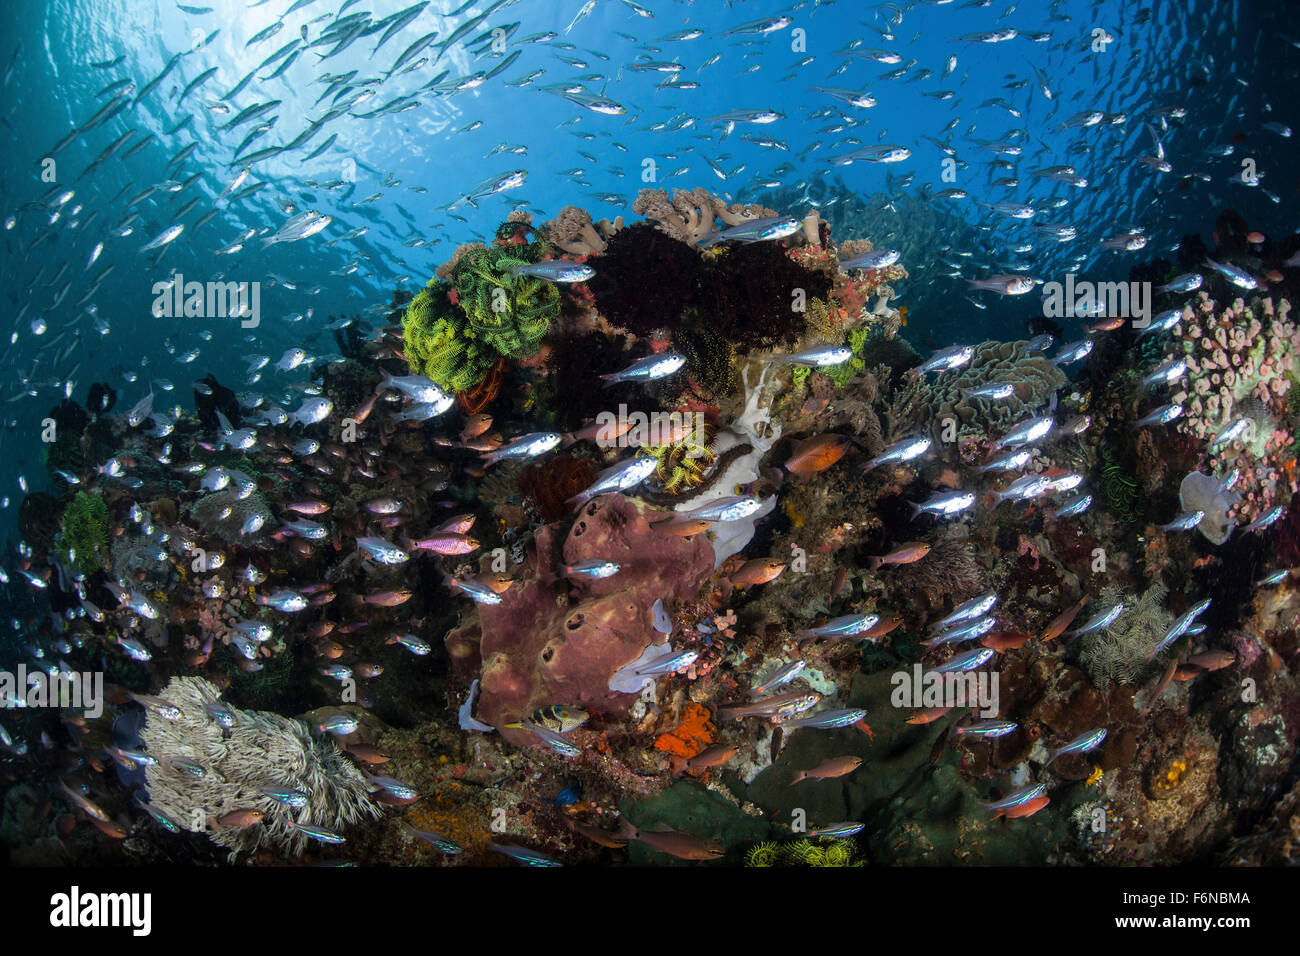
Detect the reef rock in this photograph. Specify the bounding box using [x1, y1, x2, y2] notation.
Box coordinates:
[445, 494, 714, 748]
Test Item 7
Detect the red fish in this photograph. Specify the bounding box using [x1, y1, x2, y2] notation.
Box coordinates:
[785, 434, 853, 474]
[1040, 593, 1089, 642]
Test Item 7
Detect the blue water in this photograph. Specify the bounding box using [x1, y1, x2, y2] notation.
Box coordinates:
[0, 0, 1294, 548]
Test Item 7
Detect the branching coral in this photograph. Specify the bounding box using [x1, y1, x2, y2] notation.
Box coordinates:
[139, 676, 380, 860]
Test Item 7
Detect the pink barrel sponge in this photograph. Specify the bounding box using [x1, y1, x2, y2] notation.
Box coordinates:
[445, 494, 715, 748]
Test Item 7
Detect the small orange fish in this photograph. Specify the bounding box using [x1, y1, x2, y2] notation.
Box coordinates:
[317, 641, 345, 660]
[829, 566, 849, 601]
[789, 755, 862, 785]
[671, 744, 740, 776]
[1247, 231, 1265, 244]
[472, 572, 515, 594]
[212, 809, 264, 828]
[785, 433, 853, 474]
[730, 558, 786, 587]
[866, 541, 931, 570]
[1040, 593, 1089, 642]
[345, 744, 391, 765]
[460, 413, 493, 440]
[362, 589, 413, 607]
[982, 630, 1030, 651]
[351, 389, 381, 425]
[861, 614, 904, 640]
[615, 820, 725, 861]
[1087, 316, 1124, 332]
[906, 706, 953, 725]
[567, 818, 628, 848]
[89, 817, 127, 840]
[1185, 649, 1234, 672]
[653, 517, 712, 537]
[1140, 657, 1179, 716]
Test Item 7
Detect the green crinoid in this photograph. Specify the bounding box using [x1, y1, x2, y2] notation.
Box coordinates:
[401, 279, 497, 394]
[451, 243, 559, 357]
[638, 418, 716, 494]
[776, 837, 863, 867]
[56, 491, 109, 576]
[1099, 446, 1143, 523]
[401, 239, 562, 393]
[745, 841, 779, 867]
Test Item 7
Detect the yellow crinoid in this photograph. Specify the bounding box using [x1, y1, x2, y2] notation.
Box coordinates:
[638, 417, 716, 495]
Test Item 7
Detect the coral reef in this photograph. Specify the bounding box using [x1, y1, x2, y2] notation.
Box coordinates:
[1168, 293, 1299, 524]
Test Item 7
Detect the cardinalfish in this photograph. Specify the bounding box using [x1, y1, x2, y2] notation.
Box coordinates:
[729, 557, 786, 587]
[866, 541, 931, 570]
[720, 690, 822, 722]
[670, 744, 740, 777]
[785, 433, 854, 474]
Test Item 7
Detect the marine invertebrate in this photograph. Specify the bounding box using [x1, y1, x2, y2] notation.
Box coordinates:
[403, 242, 561, 394]
[585, 224, 707, 337]
[1168, 293, 1300, 524]
[893, 340, 1066, 448]
[706, 241, 831, 349]
[56, 492, 109, 576]
[670, 323, 739, 403]
[517, 453, 598, 523]
[893, 532, 982, 605]
[138, 676, 380, 859]
[653, 702, 716, 759]
[640, 417, 717, 494]
[1178, 470, 1241, 544]
[1099, 447, 1143, 523]
[631, 187, 775, 246]
[1077, 582, 1171, 690]
[401, 278, 496, 393]
[745, 840, 780, 866]
[443, 494, 715, 749]
[541, 205, 622, 256]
